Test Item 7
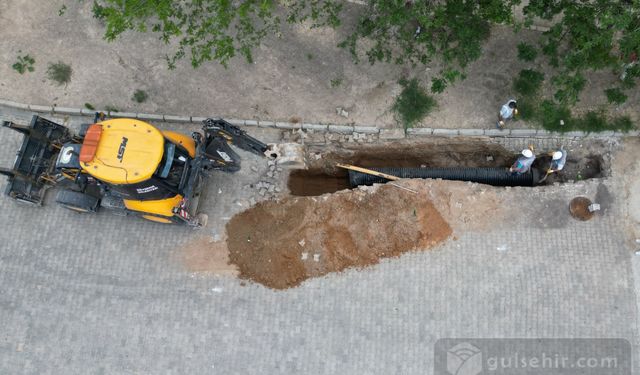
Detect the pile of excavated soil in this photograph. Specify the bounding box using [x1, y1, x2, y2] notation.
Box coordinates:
[225, 184, 452, 289]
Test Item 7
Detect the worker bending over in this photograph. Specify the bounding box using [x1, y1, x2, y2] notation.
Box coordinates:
[509, 148, 535, 175]
[548, 148, 567, 173]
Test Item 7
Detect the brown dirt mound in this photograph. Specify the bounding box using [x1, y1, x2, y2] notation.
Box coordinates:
[225, 184, 452, 289]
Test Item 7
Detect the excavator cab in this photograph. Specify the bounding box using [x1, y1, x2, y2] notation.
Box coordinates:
[1, 115, 270, 225]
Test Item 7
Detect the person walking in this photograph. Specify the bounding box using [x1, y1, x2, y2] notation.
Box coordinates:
[509, 148, 535, 175]
[497, 99, 518, 129]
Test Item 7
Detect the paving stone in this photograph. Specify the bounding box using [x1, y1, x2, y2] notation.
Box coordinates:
[457, 128, 485, 136]
[353, 126, 379, 134]
[510, 129, 538, 137]
[52, 106, 81, 115]
[259, 120, 275, 128]
[191, 116, 208, 123]
[28, 104, 53, 113]
[0, 99, 29, 110]
[110, 111, 137, 119]
[275, 122, 301, 130]
[407, 128, 433, 136]
[432, 129, 459, 136]
[168, 115, 193, 123]
[302, 123, 328, 131]
[484, 128, 509, 136]
[328, 124, 354, 134]
[137, 113, 164, 121]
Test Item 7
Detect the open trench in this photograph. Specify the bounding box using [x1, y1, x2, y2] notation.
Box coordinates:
[288, 142, 605, 196]
[195, 140, 609, 289]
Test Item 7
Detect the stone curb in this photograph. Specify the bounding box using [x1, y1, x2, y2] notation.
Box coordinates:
[1, 99, 637, 139]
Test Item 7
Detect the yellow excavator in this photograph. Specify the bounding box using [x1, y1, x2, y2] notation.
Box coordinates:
[0, 114, 271, 225]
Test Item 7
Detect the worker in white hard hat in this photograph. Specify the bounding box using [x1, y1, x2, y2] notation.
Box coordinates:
[548, 148, 567, 172]
[509, 148, 536, 175]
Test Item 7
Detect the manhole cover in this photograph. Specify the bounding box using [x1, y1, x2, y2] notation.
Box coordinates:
[569, 197, 594, 221]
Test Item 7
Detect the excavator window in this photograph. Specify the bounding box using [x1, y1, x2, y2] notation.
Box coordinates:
[154, 141, 189, 189]
[156, 143, 175, 178]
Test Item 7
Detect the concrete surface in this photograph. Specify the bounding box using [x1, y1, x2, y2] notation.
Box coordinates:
[0, 107, 638, 374]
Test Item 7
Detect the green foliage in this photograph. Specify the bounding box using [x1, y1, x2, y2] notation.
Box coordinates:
[610, 116, 635, 132]
[12, 54, 35, 74]
[430, 78, 447, 94]
[330, 77, 343, 88]
[516, 42, 537, 62]
[105, 105, 120, 113]
[84, 103, 95, 110]
[58, 4, 67, 16]
[392, 79, 437, 130]
[523, 1, 639, 101]
[340, 0, 518, 91]
[46, 61, 72, 85]
[537, 100, 573, 132]
[604, 88, 628, 105]
[510, 70, 635, 133]
[513, 69, 544, 98]
[530, 100, 634, 133]
[132, 89, 148, 103]
[515, 100, 536, 121]
[92, 0, 342, 68]
[552, 72, 586, 105]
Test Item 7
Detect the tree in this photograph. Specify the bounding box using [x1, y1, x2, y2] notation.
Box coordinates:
[339, 0, 519, 93]
[92, 0, 342, 68]
[522, 0, 640, 104]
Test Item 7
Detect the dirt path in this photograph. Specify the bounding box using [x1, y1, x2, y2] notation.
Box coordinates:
[1, 1, 637, 128]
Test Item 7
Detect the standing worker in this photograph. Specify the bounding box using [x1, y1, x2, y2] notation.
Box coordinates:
[497, 99, 518, 129]
[509, 148, 535, 175]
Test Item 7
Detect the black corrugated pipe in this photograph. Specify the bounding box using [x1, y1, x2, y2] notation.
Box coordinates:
[348, 167, 539, 187]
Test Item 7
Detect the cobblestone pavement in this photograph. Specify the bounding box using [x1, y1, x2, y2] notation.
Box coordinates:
[0, 109, 637, 374]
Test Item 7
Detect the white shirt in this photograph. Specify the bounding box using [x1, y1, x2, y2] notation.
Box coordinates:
[500, 100, 517, 119]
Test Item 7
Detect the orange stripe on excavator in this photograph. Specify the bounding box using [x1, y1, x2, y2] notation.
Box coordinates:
[79, 124, 102, 163]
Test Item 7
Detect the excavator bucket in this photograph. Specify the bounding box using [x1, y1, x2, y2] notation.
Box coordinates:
[1, 116, 71, 205]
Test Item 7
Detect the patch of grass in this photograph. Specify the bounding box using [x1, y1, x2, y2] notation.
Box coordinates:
[58, 4, 67, 16]
[536, 101, 634, 133]
[610, 116, 635, 132]
[12, 54, 35, 74]
[430, 78, 447, 94]
[515, 100, 536, 121]
[330, 77, 343, 88]
[580, 110, 608, 133]
[46, 61, 72, 86]
[393, 78, 437, 130]
[105, 105, 120, 113]
[132, 89, 148, 103]
[513, 69, 544, 98]
[604, 88, 627, 105]
[84, 103, 95, 110]
[306, 53, 313, 60]
[538, 100, 573, 132]
[517, 42, 537, 62]
[510, 69, 634, 133]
